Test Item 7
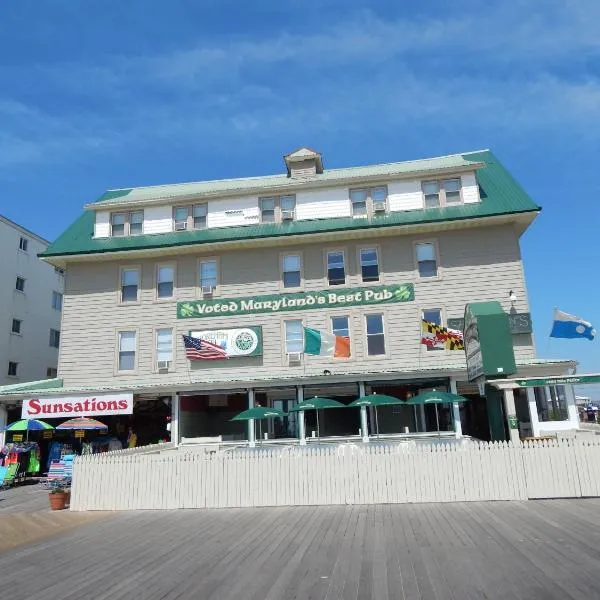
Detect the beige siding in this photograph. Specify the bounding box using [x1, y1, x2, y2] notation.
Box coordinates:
[143, 206, 172, 234]
[59, 224, 534, 388]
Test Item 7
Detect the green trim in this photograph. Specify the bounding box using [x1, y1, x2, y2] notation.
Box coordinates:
[0, 379, 63, 393]
[41, 151, 540, 259]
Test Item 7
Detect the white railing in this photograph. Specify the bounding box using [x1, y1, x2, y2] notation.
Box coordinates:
[70, 438, 600, 511]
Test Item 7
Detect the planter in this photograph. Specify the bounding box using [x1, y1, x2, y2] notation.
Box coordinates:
[49, 491, 67, 511]
[64, 490, 71, 506]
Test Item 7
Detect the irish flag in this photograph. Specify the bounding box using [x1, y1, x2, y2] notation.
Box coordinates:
[303, 327, 351, 358]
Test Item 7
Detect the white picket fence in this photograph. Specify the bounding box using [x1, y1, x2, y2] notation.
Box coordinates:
[69, 439, 600, 511]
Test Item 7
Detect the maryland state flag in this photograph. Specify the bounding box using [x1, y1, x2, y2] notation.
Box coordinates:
[421, 320, 464, 350]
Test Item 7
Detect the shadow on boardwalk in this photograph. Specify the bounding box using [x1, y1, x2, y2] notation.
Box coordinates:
[0, 496, 600, 599]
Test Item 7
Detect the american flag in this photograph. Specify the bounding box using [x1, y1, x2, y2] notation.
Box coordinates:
[182, 335, 229, 361]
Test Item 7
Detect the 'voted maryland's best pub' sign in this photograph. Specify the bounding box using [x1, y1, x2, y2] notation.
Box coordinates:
[464, 301, 517, 382]
[177, 284, 415, 319]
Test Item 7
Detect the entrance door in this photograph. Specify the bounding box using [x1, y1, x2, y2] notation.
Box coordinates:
[269, 399, 298, 439]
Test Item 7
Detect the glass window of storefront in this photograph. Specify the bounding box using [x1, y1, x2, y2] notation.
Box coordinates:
[534, 385, 569, 421]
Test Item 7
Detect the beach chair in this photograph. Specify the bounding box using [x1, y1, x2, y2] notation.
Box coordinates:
[0, 464, 19, 489]
[0, 466, 7, 488]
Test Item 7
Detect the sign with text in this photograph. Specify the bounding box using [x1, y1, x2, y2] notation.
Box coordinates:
[177, 284, 414, 319]
[22, 393, 134, 420]
[448, 312, 532, 335]
[514, 375, 600, 387]
[189, 327, 263, 357]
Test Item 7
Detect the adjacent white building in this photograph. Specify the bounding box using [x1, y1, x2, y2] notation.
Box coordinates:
[0, 215, 63, 386]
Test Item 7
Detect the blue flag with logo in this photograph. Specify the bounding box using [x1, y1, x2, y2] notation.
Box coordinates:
[550, 309, 595, 340]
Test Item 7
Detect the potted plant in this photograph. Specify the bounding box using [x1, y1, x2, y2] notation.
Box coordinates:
[48, 487, 67, 511]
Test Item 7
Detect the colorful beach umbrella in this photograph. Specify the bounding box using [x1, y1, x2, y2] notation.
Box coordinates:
[56, 417, 108, 430]
[288, 397, 345, 440]
[4, 419, 54, 441]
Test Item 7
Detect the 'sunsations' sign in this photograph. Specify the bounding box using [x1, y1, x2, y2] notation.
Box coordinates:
[21, 393, 134, 420]
[177, 284, 414, 319]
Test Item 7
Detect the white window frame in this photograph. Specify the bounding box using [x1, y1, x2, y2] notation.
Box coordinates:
[357, 246, 381, 283]
[155, 263, 176, 301]
[119, 266, 141, 304]
[197, 257, 220, 297]
[280, 252, 303, 291]
[349, 186, 388, 217]
[155, 327, 174, 372]
[325, 248, 347, 287]
[422, 178, 463, 208]
[414, 240, 440, 280]
[173, 203, 208, 231]
[46, 367, 58, 379]
[364, 313, 387, 358]
[11, 318, 22, 335]
[259, 195, 296, 223]
[49, 329, 60, 349]
[15, 276, 26, 293]
[7, 361, 18, 378]
[421, 307, 445, 352]
[18, 236, 28, 252]
[116, 329, 138, 374]
[330, 314, 352, 359]
[283, 319, 304, 363]
[52, 291, 63, 311]
[110, 211, 144, 237]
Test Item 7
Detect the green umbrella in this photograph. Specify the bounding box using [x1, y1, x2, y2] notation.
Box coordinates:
[288, 397, 345, 440]
[348, 394, 404, 438]
[405, 391, 470, 437]
[5, 419, 54, 441]
[231, 407, 287, 444]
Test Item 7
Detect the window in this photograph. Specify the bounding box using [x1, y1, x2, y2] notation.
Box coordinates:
[193, 204, 207, 229]
[416, 243, 438, 278]
[7, 362, 18, 377]
[359, 248, 379, 282]
[129, 211, 144, 235]
[282, 254, 302, 288]
[157, 265, 174, 299]
[111, 213, 126, 236]
[55, 267, 65, 277]
[156, 328, 173, 369]
[422, 178, 462, 208]
[259, 195, 296, 223]
[15, 276, 25, 292]
[46, 367, 57, 378]
[111, 212, 144, 236]
[199, 259, 218, 291]
[52, 291, 63, 311]
[422, 308, 443, 351]
[118, 331, 136, 371]
[49, 329, 60, 348]
[327, 250, 346, 286]
[11, 319, 22, 335]
[284, 320, 303, 354]
[121, 268, 140, 302]
[366, 314, 385, 356]
[535, 386, 569, 422]
[350, 186, 387, 217]
[19, 237, 28, 252]
[174, 207, 189, 230]
[331, 316, 351, 357]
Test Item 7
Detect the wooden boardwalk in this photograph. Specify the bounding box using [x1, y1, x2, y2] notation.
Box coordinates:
[1, 499, 600, 599]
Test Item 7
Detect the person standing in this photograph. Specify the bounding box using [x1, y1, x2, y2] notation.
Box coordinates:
[127, 427, 138, 448]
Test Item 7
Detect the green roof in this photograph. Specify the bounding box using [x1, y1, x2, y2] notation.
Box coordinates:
[0, 379, 63, 394]
[42, 150, 540, 259]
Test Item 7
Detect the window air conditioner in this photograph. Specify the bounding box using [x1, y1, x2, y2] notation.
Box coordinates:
[287, 352, 302, 366]
[201, 285, 214, 296]
[373, 201, 387, 213]
[175, 221, 188, 231]
[157, 360, 171, 371]
[281, 210, 295, 221]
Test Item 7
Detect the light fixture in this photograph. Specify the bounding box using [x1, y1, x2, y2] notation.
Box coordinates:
[508, 290, 517, 303]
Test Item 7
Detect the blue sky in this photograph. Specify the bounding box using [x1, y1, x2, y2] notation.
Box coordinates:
[1, 1, 599, 396]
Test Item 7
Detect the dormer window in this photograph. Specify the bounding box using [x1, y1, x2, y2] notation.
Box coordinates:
[111, 211, 144, 237]
[259, 195, 296, 223]
[283, 148, 323, 179]
[422, 178, 462, 208]
[350, 186, 387, 217]
[173, 204, 208, 231]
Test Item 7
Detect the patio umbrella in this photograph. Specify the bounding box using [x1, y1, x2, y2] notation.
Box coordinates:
[231, 407, 287, 444]
[288, 397, 345, 441]
[4, 419, 54, 441]
[56, 417, 108, 430]
[405, 391, 470, 437]
[348, 394, 404, 438]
